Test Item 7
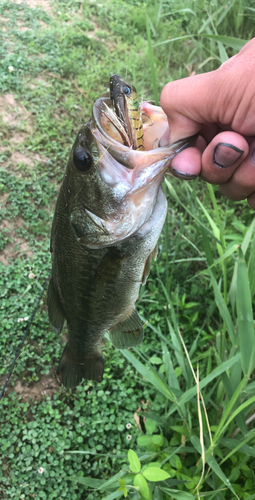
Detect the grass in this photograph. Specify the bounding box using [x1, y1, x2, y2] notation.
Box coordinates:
[1, 0, 255, 499]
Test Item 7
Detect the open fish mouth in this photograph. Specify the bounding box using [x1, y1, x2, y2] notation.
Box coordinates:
[92, 94, 197, 174]
[93, 95, 172, 151]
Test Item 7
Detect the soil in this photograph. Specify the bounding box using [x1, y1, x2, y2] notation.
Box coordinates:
[0, 217, 33, 266]
[14, 370, 59, 402]
[0, 369, 60, 403]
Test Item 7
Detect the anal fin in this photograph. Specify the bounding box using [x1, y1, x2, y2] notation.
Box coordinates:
[109, 308, 144, 349]
[47, 278, 65, 333]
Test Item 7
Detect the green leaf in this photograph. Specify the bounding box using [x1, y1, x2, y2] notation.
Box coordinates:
[146, 462, 162, 468]
[237, 248, 255, 376]
[117, 478, 128, 497]
[151, 435, 164, 446]
[145, 418, 157, 435]
[159, 488, 195, 499]
[143, 467, 170, 482]
[128, 450, 141, 473]
[137, 435, 152, 447]
[149, 356, 162, 365]
[133, 473, 151, 499]
[170, 426, 189, 437]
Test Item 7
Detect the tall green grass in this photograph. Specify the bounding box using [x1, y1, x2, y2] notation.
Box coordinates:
[72, 184, 255, 498]
[70, 3, 255, 497]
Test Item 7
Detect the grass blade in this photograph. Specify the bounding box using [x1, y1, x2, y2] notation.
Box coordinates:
[220, 431, 255, 463]
[162, 341, 180, 390]
[121, 348, 180, 403]
[236, 248, 255, 376]
[191, 436, 238, 497]
[167, 354, 241, 416]
[208, 269, 236, 346]
[213, 377, 247, 442]
[248, 231, 255, 296]
[219, 394, 255, 438]
[199, 34, 247, 50]
[241, 216, 255, 255]
[145, 10, 158, 104]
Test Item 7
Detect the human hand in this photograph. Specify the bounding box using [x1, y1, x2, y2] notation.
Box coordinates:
[160, 38, 255, 209]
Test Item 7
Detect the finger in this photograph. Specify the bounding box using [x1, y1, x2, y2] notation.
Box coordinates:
[170, 147, 202, 179]
[220, 139, 255, 200]
[160, 72, 219, 143]
[199, 131, 249, 184]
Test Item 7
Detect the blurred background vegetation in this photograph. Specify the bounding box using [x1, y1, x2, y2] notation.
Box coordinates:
[1, 0, 255, 499]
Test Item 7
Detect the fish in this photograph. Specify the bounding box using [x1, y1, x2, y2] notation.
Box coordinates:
[47, 77, 197, 388]
[110, 74, 144, 151]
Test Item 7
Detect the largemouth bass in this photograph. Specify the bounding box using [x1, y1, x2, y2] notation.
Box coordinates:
[48, 77, 196, 388]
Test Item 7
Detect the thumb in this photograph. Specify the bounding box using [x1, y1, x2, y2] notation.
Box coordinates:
[160, 71, 220, 144]
[160, 38, 255, 143]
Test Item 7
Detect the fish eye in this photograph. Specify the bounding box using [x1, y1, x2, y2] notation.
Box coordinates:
[123, 85, 131, 95]
[73, 146, 93, 172]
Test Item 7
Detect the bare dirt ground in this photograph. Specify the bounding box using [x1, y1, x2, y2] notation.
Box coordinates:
[0, 369, 59, 403]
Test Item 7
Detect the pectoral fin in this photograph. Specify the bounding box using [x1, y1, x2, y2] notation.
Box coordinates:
[141, 244, 158, 285]
[96, 249, 127, 285]
[152, 243, 158, 260]
[109, 308, 144, 349]
[142, 254, 152, 286]
[47, 278, 65, 333]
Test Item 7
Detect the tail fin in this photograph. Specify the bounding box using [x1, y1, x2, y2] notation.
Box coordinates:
[57, 343, 104, 388]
